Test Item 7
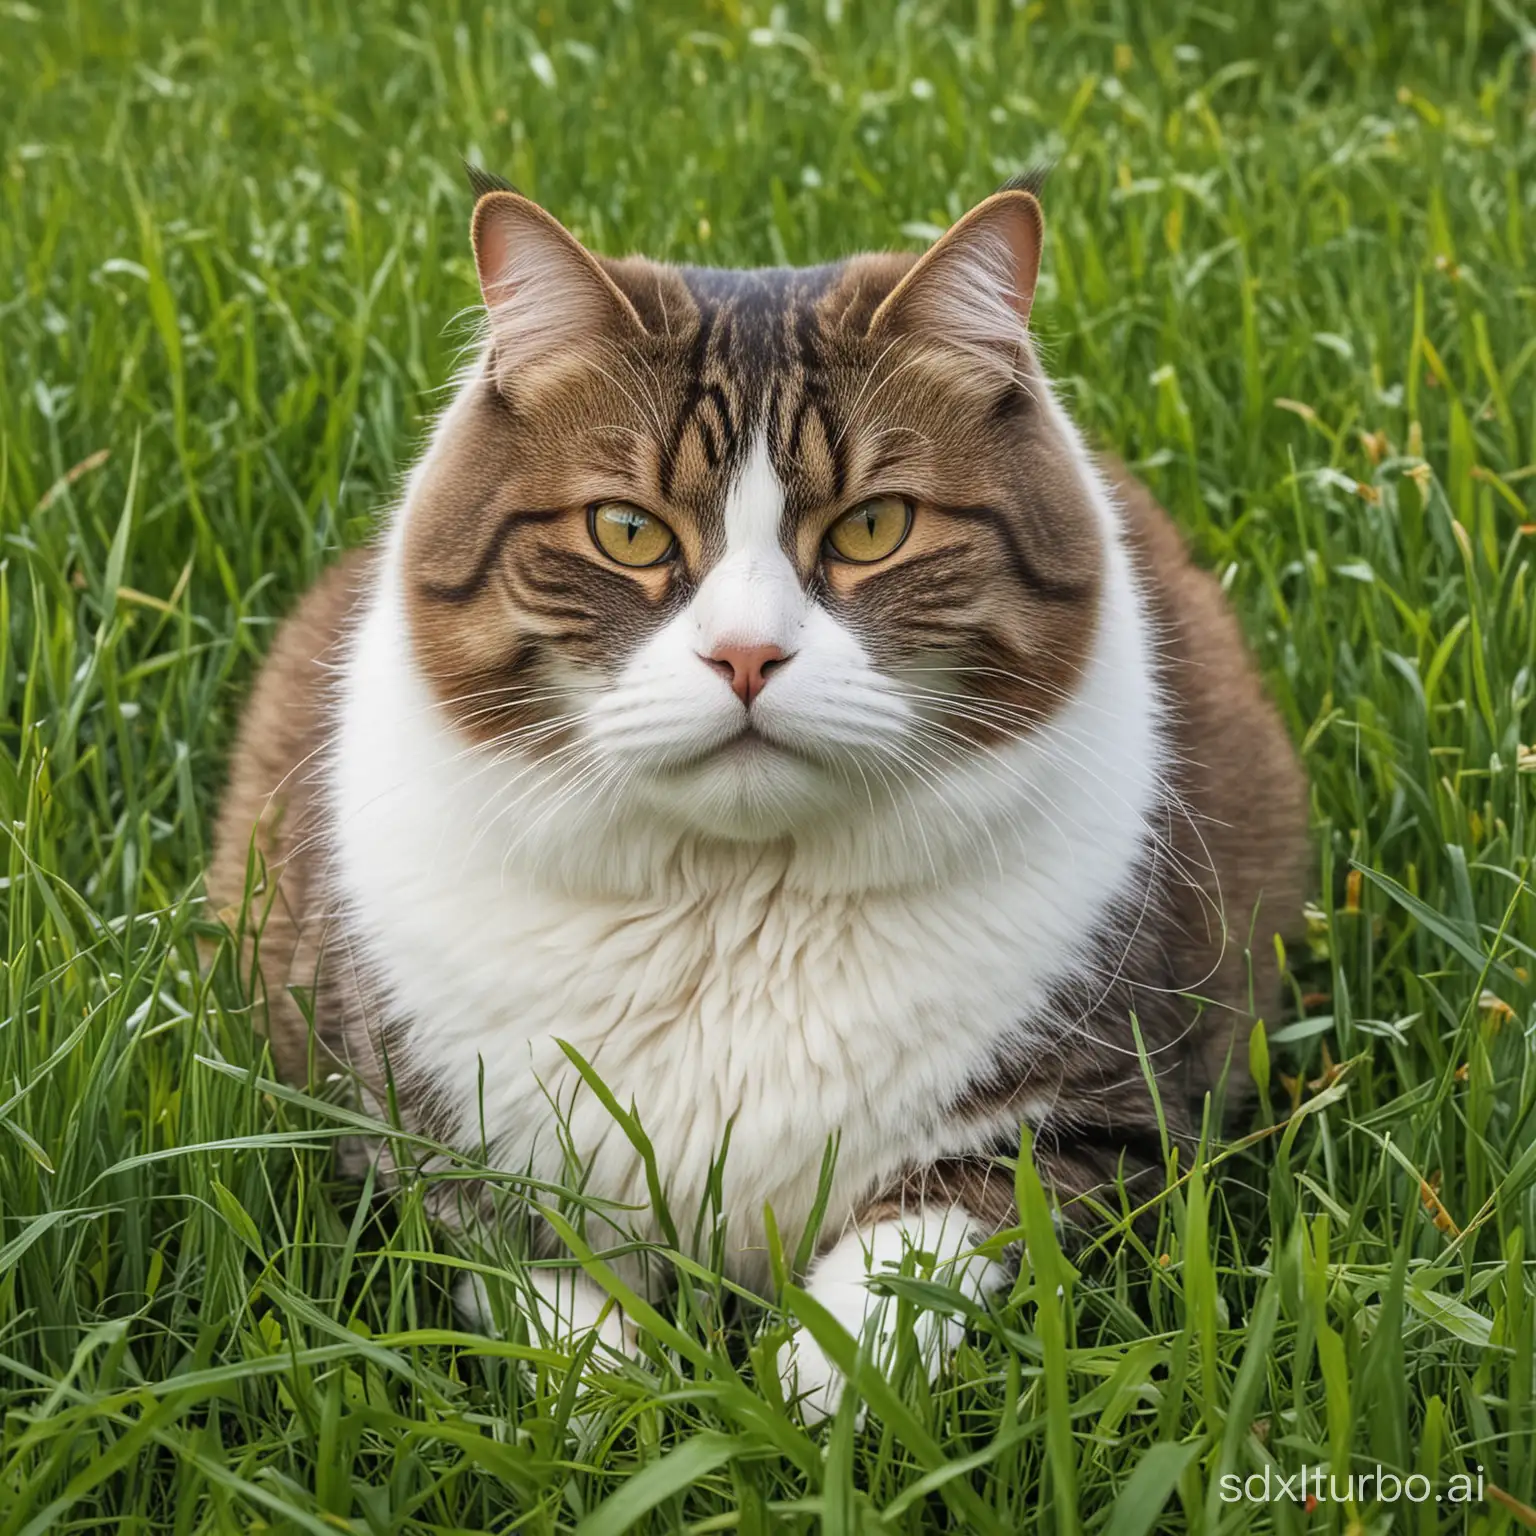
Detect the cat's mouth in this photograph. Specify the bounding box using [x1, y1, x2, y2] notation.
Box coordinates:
[662, 724, 815, 775]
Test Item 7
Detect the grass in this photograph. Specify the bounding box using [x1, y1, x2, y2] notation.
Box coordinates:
[2, 0, 1535, 1529]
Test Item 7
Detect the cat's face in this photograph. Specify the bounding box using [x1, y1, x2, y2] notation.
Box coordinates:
[403, 189, 1105, 841]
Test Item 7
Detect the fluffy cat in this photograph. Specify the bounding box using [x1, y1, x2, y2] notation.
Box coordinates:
[209, 175, 1308, 1417]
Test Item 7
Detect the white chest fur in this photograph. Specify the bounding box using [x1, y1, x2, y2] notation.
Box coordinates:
[328, 420, 1164, 1292]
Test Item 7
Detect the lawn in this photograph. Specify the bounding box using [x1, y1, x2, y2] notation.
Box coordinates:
[2, 0, 1535, 1530]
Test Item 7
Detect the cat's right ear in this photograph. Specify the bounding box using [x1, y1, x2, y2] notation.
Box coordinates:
[471, 191, 644, 388]
[866, 190, 1043, 374]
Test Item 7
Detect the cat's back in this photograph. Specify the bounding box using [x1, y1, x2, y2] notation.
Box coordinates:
[207, 546, 378, 1080]
[1110, 464, 1308, 1072]
[1113, 465, 1306, 878]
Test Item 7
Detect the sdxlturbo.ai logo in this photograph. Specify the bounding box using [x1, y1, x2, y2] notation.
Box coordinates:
[1219, 1466, 1486, 1508]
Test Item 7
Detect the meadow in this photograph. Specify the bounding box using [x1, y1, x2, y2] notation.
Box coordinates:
[2, 0, 1535, 1530]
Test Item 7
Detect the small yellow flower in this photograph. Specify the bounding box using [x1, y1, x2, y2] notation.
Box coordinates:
[1358, 429, 1389, 465]
[1420, 1172, 1459, 1237]
[1479, 991, 1515, 1029]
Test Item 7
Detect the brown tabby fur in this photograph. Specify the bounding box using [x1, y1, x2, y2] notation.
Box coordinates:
[209, 181, 1308, 1251]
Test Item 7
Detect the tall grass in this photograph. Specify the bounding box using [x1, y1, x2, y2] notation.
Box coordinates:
[1, 1, 1534, 1529]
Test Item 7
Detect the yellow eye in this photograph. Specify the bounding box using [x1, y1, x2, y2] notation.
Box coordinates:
[590, 501, 677, 568]
[825, 496, 913, 564]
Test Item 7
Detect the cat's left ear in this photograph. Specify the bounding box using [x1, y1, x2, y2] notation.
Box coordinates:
[471, 190, 645, 389]
[868, 190, 1043, 365]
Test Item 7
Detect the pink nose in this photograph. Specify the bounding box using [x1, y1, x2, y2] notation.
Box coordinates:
[701, 643, 788, 707]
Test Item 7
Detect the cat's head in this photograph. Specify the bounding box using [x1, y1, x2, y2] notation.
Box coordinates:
[401, 185, 1107, 843]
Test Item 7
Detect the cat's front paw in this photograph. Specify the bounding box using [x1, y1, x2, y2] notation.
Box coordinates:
[776, 1327, 851, 1425]
[776, 1204, 1007, 1426]
[774, 1275, 967, 1426]
[455, 1266, 637, 1357]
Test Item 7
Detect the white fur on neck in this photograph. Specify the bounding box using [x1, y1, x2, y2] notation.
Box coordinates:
[327, 370, 1167, 1293]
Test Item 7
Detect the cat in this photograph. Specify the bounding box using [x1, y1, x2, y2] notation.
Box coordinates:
[208, 172, 1309, 1419]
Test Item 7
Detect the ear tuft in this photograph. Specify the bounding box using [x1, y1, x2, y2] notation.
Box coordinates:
[471, 192, 643, 385]
[464, 162, 519, 200]
[868, 191, 1044, 371]
[996, 163, 1052, 200]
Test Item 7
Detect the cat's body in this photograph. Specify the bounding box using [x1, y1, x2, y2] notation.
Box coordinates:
[210, 183, 1307, 1411]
